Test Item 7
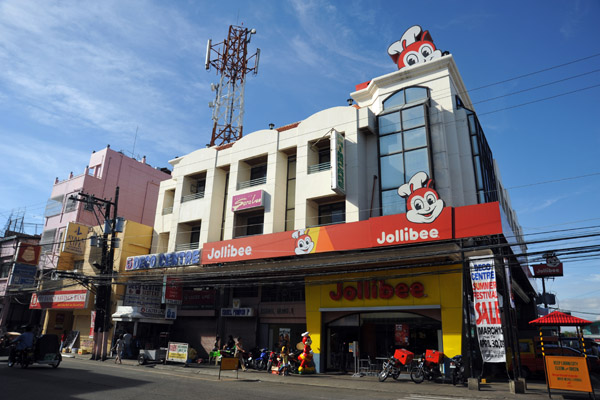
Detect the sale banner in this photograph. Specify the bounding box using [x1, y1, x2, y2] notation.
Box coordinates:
[470, 257, 506, 363]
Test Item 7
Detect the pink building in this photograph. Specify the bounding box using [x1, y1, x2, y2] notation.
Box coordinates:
[40, 145, 171, 269]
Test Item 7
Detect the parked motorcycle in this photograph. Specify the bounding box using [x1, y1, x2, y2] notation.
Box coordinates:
[449, 355, 466, 386]
[266, 349, 277, 372]
[253, 348, 270, 370]
[378, 349, 414, 382]
[410, 350, 443, 384]
[7, 334, 62, 369]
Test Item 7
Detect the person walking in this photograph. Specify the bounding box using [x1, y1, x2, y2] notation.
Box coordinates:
[112, 334, 125, 364]
[235, 337, 247, 371]
[122, 331, 132, 359]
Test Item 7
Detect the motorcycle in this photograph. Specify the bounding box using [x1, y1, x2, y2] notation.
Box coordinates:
[449, 355, 466, 386]
[410, 350, 443, 384]
[8, 334, 62, 369]
[253, 348, 270, 370]
[266, 349, 277, 372]
[378, 349, 414, 382]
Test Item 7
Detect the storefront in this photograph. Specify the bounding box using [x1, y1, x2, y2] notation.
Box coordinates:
[305, 265, 462, 372]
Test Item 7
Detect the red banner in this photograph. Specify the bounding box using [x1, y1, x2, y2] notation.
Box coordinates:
[30, 290, 89, 309]
[202, 203, 501, 265]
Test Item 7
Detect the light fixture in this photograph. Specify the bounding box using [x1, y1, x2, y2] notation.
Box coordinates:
[269, 123, 275, 130]
[347, 98, 354, 106]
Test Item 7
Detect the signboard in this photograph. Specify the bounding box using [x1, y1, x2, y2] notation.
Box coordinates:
[182, 289, 215, 310]
[165, 304, 177, 320]
[90, 311, 95, 338]
[0, 280, 7, 296]
[532, 263, 564, 277]
[232, 190, 264, 212]
[162, 276, 182, 305]
[331, 130, 346, 195]
[387, 25, 447, 71]
[123, 284, 163, 317]
[126, 249, 201, 271]
[16, 243, 41, 265]
[8, 263, 37, 288]
[202, 202, 501, 265]
[29, 290, 89, 310]
[62, 222, 88, 255]
[545, 356, 592, 393]
[395, 324, 409, 346]
[221, 307, 254, 317]
[469, 257, 506, 363]
[166, 342, 188, 363]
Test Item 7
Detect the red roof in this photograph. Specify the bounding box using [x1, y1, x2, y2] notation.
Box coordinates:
[529, 311, 592, 326]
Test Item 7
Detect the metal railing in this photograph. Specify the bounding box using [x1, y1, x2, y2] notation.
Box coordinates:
[237, 176, 267, 190]
[307, 162, 331, 174]
[181, 191, 205, 203]
[175, 242, 199, 251]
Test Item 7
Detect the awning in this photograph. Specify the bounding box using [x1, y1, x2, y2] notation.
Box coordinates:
[529, 311, 592, 326]
[111, 306, 173, 325]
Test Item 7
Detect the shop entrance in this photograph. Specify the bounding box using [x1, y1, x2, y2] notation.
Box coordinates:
[324, 311, 442, 372]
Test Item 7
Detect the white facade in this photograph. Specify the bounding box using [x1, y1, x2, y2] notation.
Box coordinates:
[155, 55, 521, 253]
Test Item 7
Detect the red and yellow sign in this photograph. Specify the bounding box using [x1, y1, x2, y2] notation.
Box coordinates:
[29, 290, 89, 309]
[545, 356, 592, 393]
[202, 202, 501, 265]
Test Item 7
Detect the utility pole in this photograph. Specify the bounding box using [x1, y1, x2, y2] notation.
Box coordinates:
[70, 187, 120, 361]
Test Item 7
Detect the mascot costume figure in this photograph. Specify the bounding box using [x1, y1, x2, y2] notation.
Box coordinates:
[298, 331, 316, 374]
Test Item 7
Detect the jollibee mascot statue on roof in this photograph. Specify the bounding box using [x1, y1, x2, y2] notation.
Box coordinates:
[298, 331, 315, 374]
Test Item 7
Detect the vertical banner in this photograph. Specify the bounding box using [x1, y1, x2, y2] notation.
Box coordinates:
[470, 257, 506, 363]
[394, 324, 409, 346]
[330, 129, 346, 195]
[90, 311, 96, 339]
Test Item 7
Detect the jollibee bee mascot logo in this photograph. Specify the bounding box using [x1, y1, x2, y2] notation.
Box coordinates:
[387, 25, 447, 71]
[292, 229, 314, 255]
[398, 171, 444, 224]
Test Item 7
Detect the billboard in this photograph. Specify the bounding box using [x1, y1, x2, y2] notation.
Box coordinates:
[16, 243, 41, 265]
[29, 290, 89, 309]
[62, 222, 88, 255]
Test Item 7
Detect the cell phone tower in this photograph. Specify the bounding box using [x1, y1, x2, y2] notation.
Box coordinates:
[205, 25, 260, 146]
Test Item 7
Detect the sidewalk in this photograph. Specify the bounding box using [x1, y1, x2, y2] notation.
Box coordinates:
[64, 353, 594, 399]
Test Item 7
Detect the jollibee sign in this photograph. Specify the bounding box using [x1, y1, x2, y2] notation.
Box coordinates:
[200, 171, 502, 265]
[329, 280, 425, 301]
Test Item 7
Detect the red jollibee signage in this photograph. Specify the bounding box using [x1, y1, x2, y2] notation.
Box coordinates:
[329, 280, 425, 301]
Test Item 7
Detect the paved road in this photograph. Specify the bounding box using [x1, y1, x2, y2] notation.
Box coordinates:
[0, 356, 596, 400]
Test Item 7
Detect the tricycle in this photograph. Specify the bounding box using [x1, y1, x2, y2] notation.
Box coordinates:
[137, 348, 168, 365]
[8, 334, 62, 369]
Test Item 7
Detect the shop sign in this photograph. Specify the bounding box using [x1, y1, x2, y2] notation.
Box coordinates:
[387, 25, 447, 71]
[0, 280, 6, 296]
[331, 129, 345, 195]
[8, 263, 37, 288]
[165, 305, 177, 320]
[221, 307, 254, 317]
[124, 284, 162, 309]
[469, 257, 506, 363]
[126, 249, 201, 271]
[532, 263, 563, 277]
[545, 355, 592, 393]
[232, 190, 264, 212]
[395, 324, 409, 346]
[182, 289, 215, 310]
[90, 310, 95, 338]
[162, 276, 182, 305]
[29, 289, 89, 310]
[329, 280, 425, 301]
[16, 243, 41, 265]
[62, 222, 88, 256]
[166, 342, 188, 363]
[259, 305, 301, 317]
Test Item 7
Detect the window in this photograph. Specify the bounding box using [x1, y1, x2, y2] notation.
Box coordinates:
[40, 228, 57, 253]
[285, 155, 296, 231]
[466, 111, 498, 204]
[73, 260, 84, 272]
[191, 179, 206, 195]
[318, 202, 345, 225]
[378, 86, 431, 216]
[0, 263, 10, 278]
[250, 164, 267, 181]
[44, 196, 64, 217]
[190, 225, 201, 247]
[64, 195, 78, 213]
[234, 210, 264, 238]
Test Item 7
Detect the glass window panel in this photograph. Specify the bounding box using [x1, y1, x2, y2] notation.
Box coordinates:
[405, 87, 428, 104]
[383, 91, 405, 110]
[478, 190, 486, 204]
[382, 189, 406, 216]
[404, 127, 427, 150]
[468, 114, 477, 135]
[404, 148, 429, 179]
[379, 112, 401, 135]
[471, 135, 479, 156]
[287, 158, 296, 179]
[402, 106, 425, 130]
[379, 132, 403, 155]
[285, 209, 295, 231]
[474, 156, 483, 189]
[380, 153, 404, 190]
[286, 181, 296, 208]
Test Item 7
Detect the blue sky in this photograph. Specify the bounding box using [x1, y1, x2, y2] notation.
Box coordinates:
[0, 1, 599, 320]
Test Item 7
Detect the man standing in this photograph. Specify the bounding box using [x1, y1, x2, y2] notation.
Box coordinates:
[122, 331, 133, 359]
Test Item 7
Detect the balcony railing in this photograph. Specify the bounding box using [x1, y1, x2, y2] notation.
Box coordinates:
[307, 162, 331, 174]
[175, 242, 200, 251]
[237, 176, 267, 190]
[181, 191, 205, 203]
[162, 207, 173, 215]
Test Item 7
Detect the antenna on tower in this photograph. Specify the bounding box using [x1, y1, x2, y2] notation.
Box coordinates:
[205, 25, 260, 146]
